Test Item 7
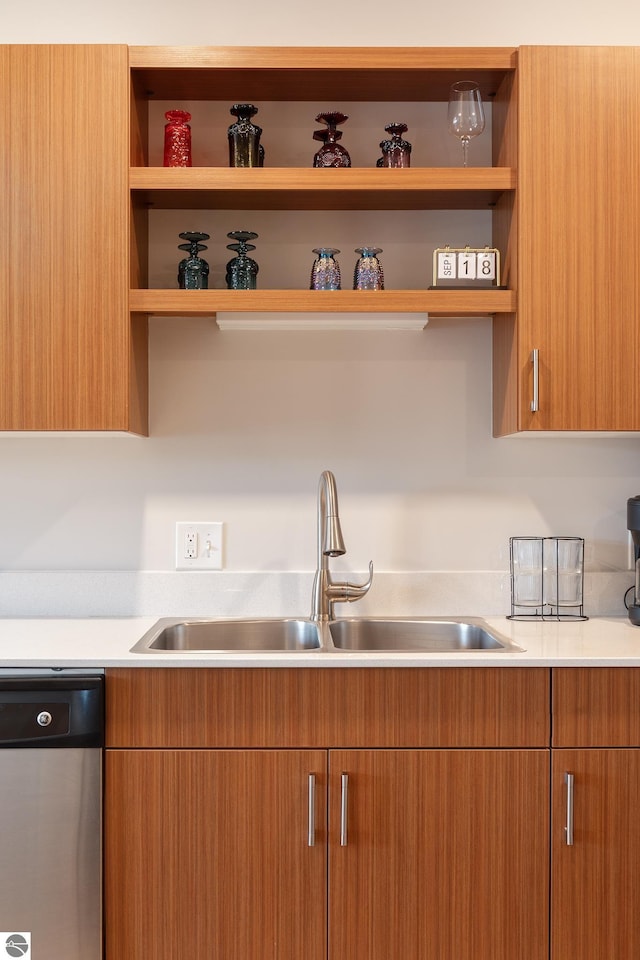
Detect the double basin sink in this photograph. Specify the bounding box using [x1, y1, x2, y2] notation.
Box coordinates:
[131, 616, 523, 654]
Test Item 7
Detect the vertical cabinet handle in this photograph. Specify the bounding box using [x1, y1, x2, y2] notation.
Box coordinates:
[530, 348, 540, 412]
[565, 772, 574, 846]
[340, 773, 349, 847]
[308, 774, 316, 847]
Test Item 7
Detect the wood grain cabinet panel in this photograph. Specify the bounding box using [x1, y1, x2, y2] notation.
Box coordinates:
[493, 46, 640, 433]
[552, 667, 640, 746]
[0, 45, 147, 433]
[105, 749, 327, 960]
[551, 669, 640, 960]
[330, 749, 549, 960]
[552, 749, 640, 959]
[105, 667, 550, 748]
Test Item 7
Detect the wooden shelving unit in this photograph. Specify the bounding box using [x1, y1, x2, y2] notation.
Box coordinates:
[129, 46, 517, 324]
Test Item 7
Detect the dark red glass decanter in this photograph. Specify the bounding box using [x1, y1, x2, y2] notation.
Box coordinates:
[163, 110, 192, 167]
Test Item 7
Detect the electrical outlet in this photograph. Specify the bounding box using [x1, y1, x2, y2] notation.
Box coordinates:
[185, 530, 197, 559]
[176, 522, 223, 570]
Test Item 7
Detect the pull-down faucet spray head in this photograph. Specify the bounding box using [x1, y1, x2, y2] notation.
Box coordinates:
[319, 470, 346, 558]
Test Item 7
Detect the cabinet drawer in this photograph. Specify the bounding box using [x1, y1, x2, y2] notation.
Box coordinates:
[553, 667, 640, 746]
[106, 667, 549, 748]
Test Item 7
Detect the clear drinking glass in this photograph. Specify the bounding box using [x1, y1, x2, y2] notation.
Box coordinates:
[447, 81, 485, 167]
[511, 538, 544, 608]
[544, 538, 584, 608]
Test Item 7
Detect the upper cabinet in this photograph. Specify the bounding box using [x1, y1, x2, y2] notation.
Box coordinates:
[493, 46, 640, 434]
[2, 45, 639, 435]
[128, 46, 517, 320]
[0, 45, 148, 433]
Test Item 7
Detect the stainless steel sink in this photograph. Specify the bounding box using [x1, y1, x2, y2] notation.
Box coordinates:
[131, 615, 522, 654]
[327, 617, 522, 652]
[131, 617, 322, 653]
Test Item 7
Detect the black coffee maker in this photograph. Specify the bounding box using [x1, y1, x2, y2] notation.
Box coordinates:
[627, 496, 640, 625]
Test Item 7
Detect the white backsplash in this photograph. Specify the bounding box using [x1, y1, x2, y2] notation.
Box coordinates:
[0, 569, 631, 620]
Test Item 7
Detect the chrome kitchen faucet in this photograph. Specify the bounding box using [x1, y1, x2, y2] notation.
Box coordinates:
[310, 470, 373, 621]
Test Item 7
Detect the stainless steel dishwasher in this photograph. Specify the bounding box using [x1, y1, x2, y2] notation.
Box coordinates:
[0, 672, 103, 960]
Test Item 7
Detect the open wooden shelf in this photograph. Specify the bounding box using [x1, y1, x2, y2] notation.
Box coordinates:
[129, 46, 518, 335]
[130, 167, 515, 211]
[130, 288, 516, 317]
[129, 46, 517, 102]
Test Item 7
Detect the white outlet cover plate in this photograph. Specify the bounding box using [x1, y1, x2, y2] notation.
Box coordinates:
[176, 522, 223, 570]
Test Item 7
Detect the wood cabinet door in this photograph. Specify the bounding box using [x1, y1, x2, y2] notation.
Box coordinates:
[105, 749, 327, 960]
[506, 46, 640, 432]
[0, 45, 147, 432]
[552, 667, 640, 747]
[329, 749, 549, 960]
[552, 750, 640, 959]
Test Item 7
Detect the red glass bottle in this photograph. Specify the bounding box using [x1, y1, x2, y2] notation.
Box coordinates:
[163, 110, 192, 167]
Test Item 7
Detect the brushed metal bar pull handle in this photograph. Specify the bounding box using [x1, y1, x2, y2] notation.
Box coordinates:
[308, 774, 316, 847]
[340, 773, 349, 847]
[530, 348, 539, 412]
[565, 772, 574, 846]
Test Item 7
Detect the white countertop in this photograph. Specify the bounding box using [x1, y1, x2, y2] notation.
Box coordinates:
[1, 615, 640, 668]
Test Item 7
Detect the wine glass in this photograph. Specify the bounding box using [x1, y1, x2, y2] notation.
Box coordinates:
[447, 81, 485, 167]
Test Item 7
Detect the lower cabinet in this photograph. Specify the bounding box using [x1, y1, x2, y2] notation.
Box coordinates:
[105, 746, 549, 960]
[104, 749, 327, 960]
[552, 750, 640, 960]
[330, 749, 549, 960]
[105, 666, 640, 958]
[551, 667, 640, 960]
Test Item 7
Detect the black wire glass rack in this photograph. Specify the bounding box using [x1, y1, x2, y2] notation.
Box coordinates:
[508, 536, 588, 622]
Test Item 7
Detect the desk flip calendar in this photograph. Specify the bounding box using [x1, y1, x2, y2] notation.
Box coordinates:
[432, 245, 501, 288]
